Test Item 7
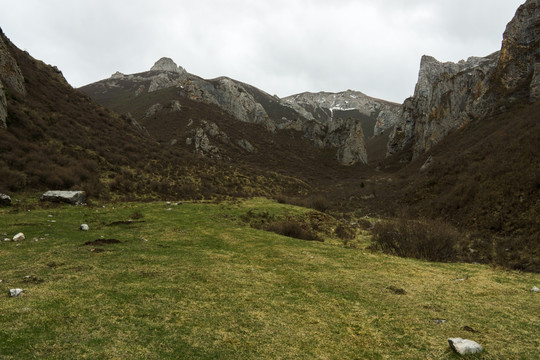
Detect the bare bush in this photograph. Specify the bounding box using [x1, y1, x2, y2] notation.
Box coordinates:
[370, 218, 461, 262]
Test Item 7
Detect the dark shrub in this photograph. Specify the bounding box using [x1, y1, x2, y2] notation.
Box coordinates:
[370, 218, 461, 262]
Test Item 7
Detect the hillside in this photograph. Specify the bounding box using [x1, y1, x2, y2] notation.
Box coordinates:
[0, 29, 343, 200]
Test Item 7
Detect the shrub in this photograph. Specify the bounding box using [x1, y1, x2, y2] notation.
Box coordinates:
[370, 218, 461, 262]
[265, 220, 322, 242]
[335, 223, 356, 240]
[308, 195, 330, 213]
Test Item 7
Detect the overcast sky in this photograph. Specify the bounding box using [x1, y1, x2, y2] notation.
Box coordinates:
[0, 0, 525, 103]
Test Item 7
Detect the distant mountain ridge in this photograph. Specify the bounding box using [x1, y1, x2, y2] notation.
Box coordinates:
[81, 58, 402, 165]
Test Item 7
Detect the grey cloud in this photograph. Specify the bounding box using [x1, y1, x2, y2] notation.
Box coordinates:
[0, 0, 526, 103]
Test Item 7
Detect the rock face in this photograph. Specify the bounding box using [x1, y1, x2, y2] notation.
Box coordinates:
[187, 120, 229, 159]
[387, 0, 540, 160]
[448, 338, 483, 355]
[182, 76, 277, 132]
[496, 0, 540, 102]
[387, 53, 499, 159]
[0, 29, 27, 129]
[40, 190, 86, 205]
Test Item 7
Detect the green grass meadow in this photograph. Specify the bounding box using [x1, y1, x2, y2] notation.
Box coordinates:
[1, 198, 539, 359]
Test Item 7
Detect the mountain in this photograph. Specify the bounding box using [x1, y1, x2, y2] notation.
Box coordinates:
[81, 59, 401, 165]
[387, 0, 540, 162]
[0, 29, 333, 200]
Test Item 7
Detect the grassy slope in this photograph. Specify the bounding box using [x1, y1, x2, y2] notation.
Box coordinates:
[1, 198, 538, 359]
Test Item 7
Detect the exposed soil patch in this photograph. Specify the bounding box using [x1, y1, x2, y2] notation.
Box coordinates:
[83, 239, 122, 246]
[107, 220, 145, 226]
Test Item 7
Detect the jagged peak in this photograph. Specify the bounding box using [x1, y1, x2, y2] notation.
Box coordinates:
[150, 57, 185, 73]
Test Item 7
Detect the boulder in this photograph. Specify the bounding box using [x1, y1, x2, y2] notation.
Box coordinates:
[0, 193, 11, 206]
[9, 288, 24, 297]
[40, 190, 86, 205]
[12, 232, 25, 241]
[448, 338, 483, 355]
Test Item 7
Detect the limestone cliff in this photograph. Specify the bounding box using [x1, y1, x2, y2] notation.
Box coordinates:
[0, 29, 26, 128]
[494, 0, 540, 101]
[387, 53, 499, 159]
[387, 0, 540, 160]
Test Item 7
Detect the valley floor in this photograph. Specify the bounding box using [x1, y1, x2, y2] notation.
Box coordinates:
[0, 198, 539, 359]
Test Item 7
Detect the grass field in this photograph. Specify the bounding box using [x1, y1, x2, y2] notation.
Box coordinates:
[1, 198, 539, 359]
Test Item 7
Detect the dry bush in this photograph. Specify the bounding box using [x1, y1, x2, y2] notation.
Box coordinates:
[307, 195, 330, 212]
[265, 219, 322, 242]
[370, 218, 461, 262]
[335, 223, 356, 240]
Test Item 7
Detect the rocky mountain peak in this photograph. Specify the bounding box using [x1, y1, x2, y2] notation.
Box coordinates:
[150, 57, 186, 74]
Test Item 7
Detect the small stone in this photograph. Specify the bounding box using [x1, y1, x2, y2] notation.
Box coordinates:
[12, 233, 25, 241]
[80, 224, 90, 231]
[531, 286, 539, 292]
[9, 288, 24, 297]
[448, 338, 483, 355]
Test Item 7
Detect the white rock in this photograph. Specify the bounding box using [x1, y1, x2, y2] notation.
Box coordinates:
[12, 232, 25, 241]
[40, 190, 86, 205]
[448, 338, 483, 355]
[531, 286, 540, 292]
[80, 224, 89, 231]
[9, 288, 24, 297]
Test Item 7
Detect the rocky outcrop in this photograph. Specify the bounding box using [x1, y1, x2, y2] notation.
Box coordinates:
[187, 120, 229, 159]
[387, 0, 540, 160]
[0, 29, 26, 128]
[282, 90, 400, 137]
[495, 0, 540, 102]
[301, 117, 368, 165]
[181, 77, 276, 132]
[150, 57, 186, 74]
[387, 53, 499, 159]
[237, 139, 255, 153]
